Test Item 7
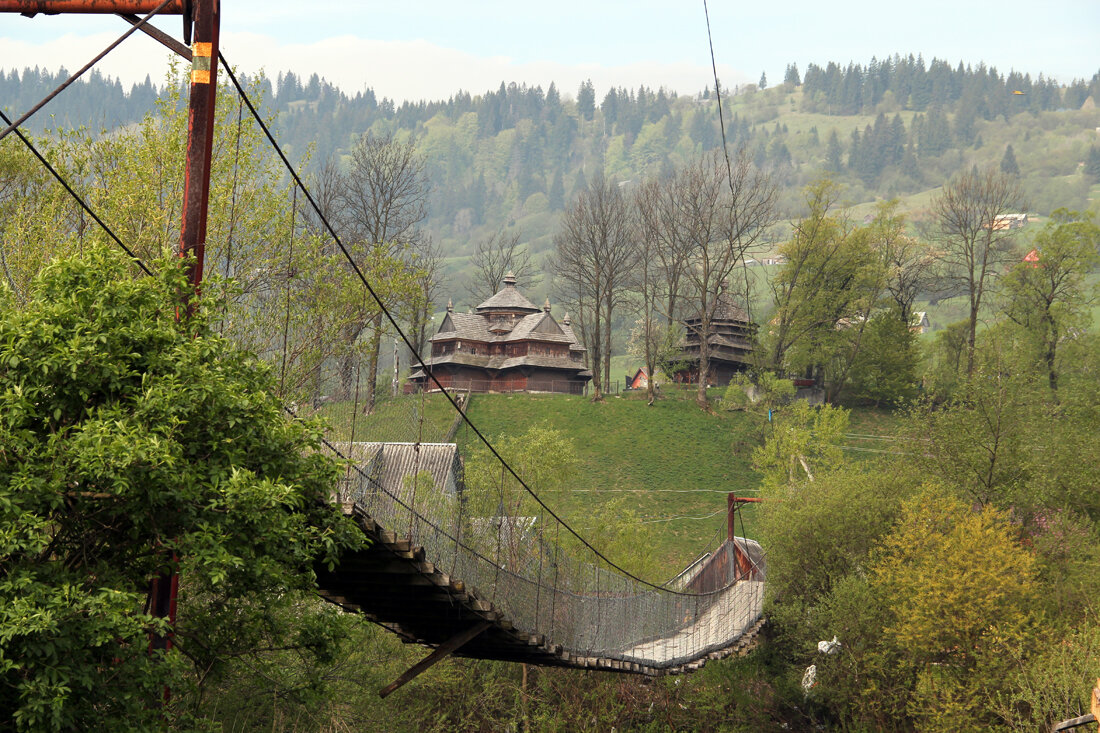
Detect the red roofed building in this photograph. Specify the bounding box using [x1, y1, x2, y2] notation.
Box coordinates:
[406, 273, 592, 394]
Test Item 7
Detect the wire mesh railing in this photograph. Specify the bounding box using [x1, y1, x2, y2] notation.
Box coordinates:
[1, 50, 765, 670]
[326, 435, 764, 668]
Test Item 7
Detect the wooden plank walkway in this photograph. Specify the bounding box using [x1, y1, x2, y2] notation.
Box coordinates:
[315, 503, 764, 676]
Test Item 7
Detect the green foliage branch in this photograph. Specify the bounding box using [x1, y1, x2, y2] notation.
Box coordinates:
[0, 248, 363, 730]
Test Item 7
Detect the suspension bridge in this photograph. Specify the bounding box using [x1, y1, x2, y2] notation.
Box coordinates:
[1, 0, 767, 695]
[311, 434, 764, 692]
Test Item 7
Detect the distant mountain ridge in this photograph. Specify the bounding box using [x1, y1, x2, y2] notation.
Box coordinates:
[4, 57, 1098, 289]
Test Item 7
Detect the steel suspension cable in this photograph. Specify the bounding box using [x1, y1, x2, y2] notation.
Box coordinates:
[0, 0, 176, 143]
[0, 109, 154, 277]
[216, 53, 719, 595]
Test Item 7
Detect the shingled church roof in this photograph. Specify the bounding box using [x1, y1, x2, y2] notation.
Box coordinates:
[475, 272, 541, 314]
[684, 282, 751, 325]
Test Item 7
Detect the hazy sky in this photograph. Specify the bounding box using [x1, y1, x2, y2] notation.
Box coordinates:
[2, 1, 1098, 102]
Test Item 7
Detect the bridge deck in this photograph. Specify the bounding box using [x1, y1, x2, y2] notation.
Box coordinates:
[316, 504, 763, 676]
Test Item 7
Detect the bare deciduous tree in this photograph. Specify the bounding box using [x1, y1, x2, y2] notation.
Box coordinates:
[341, 133, 428, 251]
[638, 174, 694, 326]
[933, 167, 1025, 376]
[654, 151, 777, 408]
[409, 235, 446, 359]
[634, 179, 678, 404]
[339, 133, 430, 412]
[466, 227, 538, 305]
[553, 175, 636, 400]
[300, 156, 347, 254]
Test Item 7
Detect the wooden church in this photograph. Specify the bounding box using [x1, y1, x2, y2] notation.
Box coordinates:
[670, 282, 756, 386]
[406, 273, 592, 394]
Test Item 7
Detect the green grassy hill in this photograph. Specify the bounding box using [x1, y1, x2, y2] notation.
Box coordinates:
[456, 387, 763, 576]
[314, 388, 908, 578]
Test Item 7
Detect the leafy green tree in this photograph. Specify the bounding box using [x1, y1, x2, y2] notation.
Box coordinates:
[752, 400, 849, 489]
[848, 310, 918, 406]
[0, 248, 362, 730]
[921, 319, 969, 398]
[721, 371, 794, 414]
[758, 460, 920, 724]
[912, 368, 1035, 507]
[994, 622, 1100, 730]
[462, 426, 577, 567]
[870, 491, 1039, 730]
[767, 180, 884, 401]
[868, 199, 935, 328]
[1001, 208, 1100, 392]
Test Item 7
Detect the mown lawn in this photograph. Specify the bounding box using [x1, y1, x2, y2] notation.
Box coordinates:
[457, 387, 764, 577]
[310, 392, 460, 444]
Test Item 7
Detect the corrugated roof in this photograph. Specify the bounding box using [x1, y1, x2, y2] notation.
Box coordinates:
[333, 442, 459, 505]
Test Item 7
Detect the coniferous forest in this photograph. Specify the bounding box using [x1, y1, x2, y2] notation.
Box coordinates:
[5, 55, 1099, 283]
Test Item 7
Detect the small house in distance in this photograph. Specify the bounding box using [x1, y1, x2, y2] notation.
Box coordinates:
[910, 311, 931, 334]
[669, 282, 756, 387]
[406, 273, 592, 394]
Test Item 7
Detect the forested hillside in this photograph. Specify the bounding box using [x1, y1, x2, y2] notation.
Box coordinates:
[6, 56, 1100, 291]
[5, 50, 1100, 732]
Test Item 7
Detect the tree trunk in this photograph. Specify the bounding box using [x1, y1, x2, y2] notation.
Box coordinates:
[645, 316, 656, 404]
[364, 312, 383, 414]
[966, 299, 979, 378]
[603, 298, 613, 394]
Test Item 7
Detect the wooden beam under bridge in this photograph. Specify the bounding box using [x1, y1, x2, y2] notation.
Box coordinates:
[379, 621, 492, 698]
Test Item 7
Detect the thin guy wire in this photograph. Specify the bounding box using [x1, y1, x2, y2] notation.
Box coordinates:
[0, 0, 176, 143]
[0, 109, 154, 277]
[217, 53, 715, 595]
[702, 0, 756, 323]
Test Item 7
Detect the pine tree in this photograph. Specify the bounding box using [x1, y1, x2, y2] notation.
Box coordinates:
[784, 63, 801, 86]
[759, 71, 768, 90]
[1000, 144, 1020, 176]
[901, 139, 921, 180]
[548, 169, 565, 210]
[577, 79, 595, 121]
[1084, 146, 1100, 180]
[545, 82, 561, 113]
[573, 168, 588, 196]
[825, 129, 843, 172]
